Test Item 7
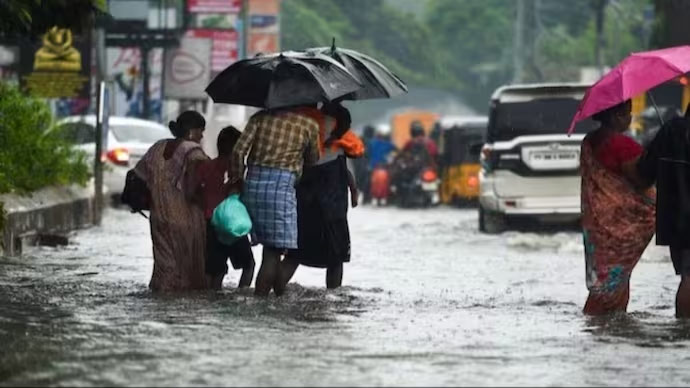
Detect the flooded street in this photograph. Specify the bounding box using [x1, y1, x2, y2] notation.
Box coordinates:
[2, 206, 690, 386]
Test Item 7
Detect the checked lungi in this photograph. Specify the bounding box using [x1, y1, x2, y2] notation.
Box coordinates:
[242, 165, 298, 250]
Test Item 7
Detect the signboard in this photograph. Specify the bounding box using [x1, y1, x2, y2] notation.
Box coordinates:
[163, 36, 212, 99]
[248, 0, 280, 14]
[188, 29, 238, 73]
[195, 13, 238, 29]
[247, 0, 280, 56]
[250, 15, 278, 34]
[107, 48, 164, 120]
[20, 27, 91, 98]
[248, 33, 278, 57]
[0, 46, 17, 67]
[188, 0, 241, 13]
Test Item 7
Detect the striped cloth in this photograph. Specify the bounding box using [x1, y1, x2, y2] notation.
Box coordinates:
[242, 165, 298, 250]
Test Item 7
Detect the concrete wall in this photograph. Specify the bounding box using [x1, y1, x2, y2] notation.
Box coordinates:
[0, 181, 94, 257]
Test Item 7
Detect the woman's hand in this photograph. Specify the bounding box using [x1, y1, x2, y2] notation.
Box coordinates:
[350, 186, 359, 208]
[622, 157, 653, 191]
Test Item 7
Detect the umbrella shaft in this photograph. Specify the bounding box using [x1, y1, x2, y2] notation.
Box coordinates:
[647, 91, 664, 126]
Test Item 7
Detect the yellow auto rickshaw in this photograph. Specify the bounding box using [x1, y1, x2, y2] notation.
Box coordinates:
[438, 116, 488, 205]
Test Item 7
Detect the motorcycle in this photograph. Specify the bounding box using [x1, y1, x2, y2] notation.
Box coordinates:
[392, 166, 441, 208]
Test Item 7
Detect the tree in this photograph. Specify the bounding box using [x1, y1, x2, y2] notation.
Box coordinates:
[0, 0, 107, 37]
[425, 0, 515, 109]
[281, 0, 459, 92]
[651, 0, 690, 47]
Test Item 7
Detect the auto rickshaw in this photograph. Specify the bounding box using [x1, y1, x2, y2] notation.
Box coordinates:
[438, 116, 488, 205]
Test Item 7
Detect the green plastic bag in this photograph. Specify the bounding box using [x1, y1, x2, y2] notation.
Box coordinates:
[211, 194, 252, 245]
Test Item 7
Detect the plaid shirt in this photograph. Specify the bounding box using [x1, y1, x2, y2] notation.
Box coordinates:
[232, 110, 320, 177]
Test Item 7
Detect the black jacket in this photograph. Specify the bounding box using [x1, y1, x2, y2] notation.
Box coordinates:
[637, 117, 690, 247]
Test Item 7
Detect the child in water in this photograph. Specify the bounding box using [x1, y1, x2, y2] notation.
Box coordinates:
[197, 126, 255, 290]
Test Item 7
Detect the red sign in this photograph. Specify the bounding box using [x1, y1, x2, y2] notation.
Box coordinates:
[186, 29, 238, 72]
[188, 0, 241, 13]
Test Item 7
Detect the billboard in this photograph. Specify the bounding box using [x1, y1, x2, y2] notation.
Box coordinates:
[163, 36, 212, 99]
[20, 27, 91, 99]
[107, 48, 164, 120]
[247, 0, 280, 56]
[250, 14, 278, 34]
[188, 0, 241, 13]
[187, 29, 238, 73]
[248, 33, 279, 57]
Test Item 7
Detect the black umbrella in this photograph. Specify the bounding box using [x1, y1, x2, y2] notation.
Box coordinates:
[205, 51, 362, 109]
[306, 41, 408, 100]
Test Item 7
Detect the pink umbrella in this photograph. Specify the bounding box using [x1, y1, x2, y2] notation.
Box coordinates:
[567, 45, 690, 134]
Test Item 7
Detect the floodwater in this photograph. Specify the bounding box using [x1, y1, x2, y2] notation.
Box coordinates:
[1, 206, 690, 386]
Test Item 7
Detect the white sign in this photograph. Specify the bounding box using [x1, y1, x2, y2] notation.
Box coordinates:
[163, 37, 212, 100]
[0, 46, 17, 66]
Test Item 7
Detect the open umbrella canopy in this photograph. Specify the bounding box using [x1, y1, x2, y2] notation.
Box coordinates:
[568, 45, 690, 134]
[205, 51, 363, 109]
[306, 43, 408, 100]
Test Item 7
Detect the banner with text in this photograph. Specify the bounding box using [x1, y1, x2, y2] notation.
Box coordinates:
[188, 0, 241, 13]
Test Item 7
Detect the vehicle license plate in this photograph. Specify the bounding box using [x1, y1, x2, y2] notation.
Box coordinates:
[422, 182, 439, 191]
[531, 151, 578, 161]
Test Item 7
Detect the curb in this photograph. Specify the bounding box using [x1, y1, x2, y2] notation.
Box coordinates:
[1, 181, 95, 256]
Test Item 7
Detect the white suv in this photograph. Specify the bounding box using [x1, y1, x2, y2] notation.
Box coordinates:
[478, 83, 597, 233]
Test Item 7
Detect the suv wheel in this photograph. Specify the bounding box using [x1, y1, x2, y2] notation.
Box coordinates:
[479, 204, 506, 234]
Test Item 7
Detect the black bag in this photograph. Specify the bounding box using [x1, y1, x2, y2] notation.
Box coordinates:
[121, 169, 151, 217]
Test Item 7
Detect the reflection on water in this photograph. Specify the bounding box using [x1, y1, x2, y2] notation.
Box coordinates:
[2, 207, 690, 386]
[585, 313, 690, 347]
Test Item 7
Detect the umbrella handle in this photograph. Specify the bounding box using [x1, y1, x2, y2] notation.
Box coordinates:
[647, 91, 664, 126]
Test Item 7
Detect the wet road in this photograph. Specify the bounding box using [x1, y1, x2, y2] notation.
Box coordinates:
[2, 206, 690, 386]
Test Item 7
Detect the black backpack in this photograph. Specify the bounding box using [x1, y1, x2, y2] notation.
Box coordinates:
[121, 169, 151, 217]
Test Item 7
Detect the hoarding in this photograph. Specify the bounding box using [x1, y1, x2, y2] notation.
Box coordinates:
[188, 0, 241, 13]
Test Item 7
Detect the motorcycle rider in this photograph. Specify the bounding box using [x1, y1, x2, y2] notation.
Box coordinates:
[391, 121, 438, 204]
[403, 121, 439, 163]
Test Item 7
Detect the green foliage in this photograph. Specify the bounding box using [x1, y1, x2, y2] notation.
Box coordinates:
[282, 0, 654, 111]
[650, 0, 690, 48]
[0, 0, 107, 36]
[538, 0, 651, 81]
[0, 82, 90, 195]
[0, 201, 5, 238]
[281, 0, 461, 96]
[425, 0, 515, 109]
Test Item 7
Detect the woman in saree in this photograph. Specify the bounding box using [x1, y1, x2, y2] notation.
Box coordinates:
[277, 102, 364, 292]
[581, 100, 656, 315]
[134, 111, 210, 292]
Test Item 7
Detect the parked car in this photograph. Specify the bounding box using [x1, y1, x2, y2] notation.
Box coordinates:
[51, 115, 171, 199]
[478, 83, 598, 233]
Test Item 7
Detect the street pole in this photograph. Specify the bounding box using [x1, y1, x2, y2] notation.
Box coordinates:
[93, 26, 106, 226]
[594, 0, 607, 76]
[513, 0, 525, 83]
[242, 0, 250, 59]
[141, 44, 150, 119]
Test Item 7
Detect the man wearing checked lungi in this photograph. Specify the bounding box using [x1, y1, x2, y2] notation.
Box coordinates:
[231, 106, 321, 296]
